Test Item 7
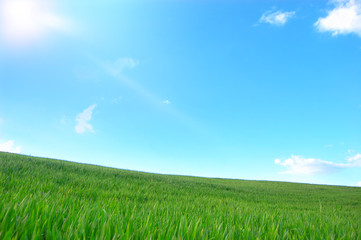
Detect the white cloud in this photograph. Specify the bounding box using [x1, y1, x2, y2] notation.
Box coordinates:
[274, 158, 281, 164]
[103, 58, 139, 77]
[0, 140, 21, 153]
[75, 104, 97, 134]
[347, 153, 361, 166]
[259, 10, 295, 26]
[315, 0, 361, 37]
[274, 154, 361, 175]
[357, 181, 361, 187]
[162, 100, 171, 104]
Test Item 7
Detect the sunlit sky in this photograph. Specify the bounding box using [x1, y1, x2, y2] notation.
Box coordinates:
[1, 0, 360, 186]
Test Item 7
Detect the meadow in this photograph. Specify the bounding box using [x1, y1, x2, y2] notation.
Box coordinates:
[0, 151, 360, 239]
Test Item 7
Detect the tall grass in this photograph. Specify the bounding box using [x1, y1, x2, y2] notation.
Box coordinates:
[1, 152, 360, 239]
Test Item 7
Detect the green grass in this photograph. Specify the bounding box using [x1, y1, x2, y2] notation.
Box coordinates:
[1, 152, 360, 239]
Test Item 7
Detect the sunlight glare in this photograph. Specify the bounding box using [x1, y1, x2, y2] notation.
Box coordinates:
[1, 0, 69, 46]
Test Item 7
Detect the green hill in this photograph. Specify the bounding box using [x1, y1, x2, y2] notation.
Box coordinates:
[1, 152, 360, 239]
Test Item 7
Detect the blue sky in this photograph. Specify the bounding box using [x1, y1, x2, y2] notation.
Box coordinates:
[1, 0, 360, 186]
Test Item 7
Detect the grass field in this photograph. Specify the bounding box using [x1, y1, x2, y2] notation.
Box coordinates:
[1, 152, 360, 239]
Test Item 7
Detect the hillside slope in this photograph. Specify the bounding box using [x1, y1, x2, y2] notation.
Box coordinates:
[1, 152, 360, 239]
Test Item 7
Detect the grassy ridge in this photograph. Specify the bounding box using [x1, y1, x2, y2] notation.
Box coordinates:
[1, 152, 360, 239]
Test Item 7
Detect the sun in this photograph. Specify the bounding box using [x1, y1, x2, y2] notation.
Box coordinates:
[0, 0, 69, 46]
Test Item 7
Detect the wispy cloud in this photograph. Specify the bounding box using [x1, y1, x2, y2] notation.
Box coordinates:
[0, 140, 21, 153]
[259, 10, 295, 26]
[60, 115, 71, 125]
[275, 154, 361, 175]
[347, 153, 361, 166]
[75, 104, 97, 134]
[102, 58, 156, 103]
[111, 96, 122, 104]
[103, 58, 139, 77]
[99, 57, 200, 131]
[315, 0, 361, 37]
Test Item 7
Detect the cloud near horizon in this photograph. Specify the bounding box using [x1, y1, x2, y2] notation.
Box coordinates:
[259, 10, 295, 26]
[75, 104, 97, 134]
[0, 140, 21, 153]
[315, 0, 361, 37]
[275, 154, 361, 175]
